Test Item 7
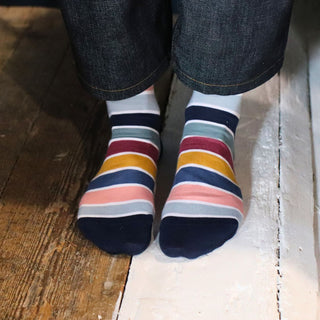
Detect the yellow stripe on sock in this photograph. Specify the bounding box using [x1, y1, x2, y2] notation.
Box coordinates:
[96, 154, 156, 178]
[177, 151, 236, 183]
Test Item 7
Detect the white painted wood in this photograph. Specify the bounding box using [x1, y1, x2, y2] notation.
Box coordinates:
[307, 0, 320, 293]
[118, 75, 281, 320]
[278, 2, 319, 318]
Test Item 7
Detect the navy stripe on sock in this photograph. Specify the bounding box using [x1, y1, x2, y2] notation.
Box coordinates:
[173, 167, 242, 198]
[110, 113, 161, 132]
[87, 169, 155, 191]
[185, 106, 239, 134]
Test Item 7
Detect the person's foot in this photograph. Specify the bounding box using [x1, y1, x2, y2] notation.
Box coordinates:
[77, 86, 161, 255]
[160, 91, 245, 259]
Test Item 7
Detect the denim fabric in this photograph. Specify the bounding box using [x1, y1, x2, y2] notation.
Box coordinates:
[59, 0, 294, 100]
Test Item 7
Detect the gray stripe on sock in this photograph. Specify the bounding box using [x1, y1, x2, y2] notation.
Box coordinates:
[182, 122, 234, 156]
[112, 127, 160, 150]
[162, 201, 243, 223]
[78, 201, 154, 219]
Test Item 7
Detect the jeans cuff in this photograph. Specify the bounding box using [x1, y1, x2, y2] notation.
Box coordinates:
[78, 56, 171, 101]
[172, 56, 284, 95]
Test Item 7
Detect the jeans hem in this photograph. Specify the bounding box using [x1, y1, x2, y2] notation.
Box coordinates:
[78, 56, 171, 101]
[173, 55, 284, 95]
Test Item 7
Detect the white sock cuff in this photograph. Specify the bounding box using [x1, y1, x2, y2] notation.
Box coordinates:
[106, 86, 160, 117]
[187, 91, 243, 116]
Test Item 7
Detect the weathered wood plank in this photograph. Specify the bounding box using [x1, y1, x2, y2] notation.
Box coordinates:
[118, 74, 281, 320]
[0, 6, 34, 68]
[0, 8, 69, 196]
[278, 0, 319, 318]
[0, 45, 132, 320]
[0, 8, 132, 319]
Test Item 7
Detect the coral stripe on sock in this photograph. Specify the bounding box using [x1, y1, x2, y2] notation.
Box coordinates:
[167, 183, 244, 214]
[79, 185, 154, 206]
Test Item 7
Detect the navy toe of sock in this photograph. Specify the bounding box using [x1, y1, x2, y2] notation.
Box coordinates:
[77, 215, 153, 255]
[159, 217, 239, 259]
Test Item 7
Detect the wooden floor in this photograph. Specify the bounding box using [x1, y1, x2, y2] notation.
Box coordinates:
[0, 2, 319, 320]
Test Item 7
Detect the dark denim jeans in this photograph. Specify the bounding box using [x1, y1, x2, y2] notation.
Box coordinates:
[59, 0, 294, 100]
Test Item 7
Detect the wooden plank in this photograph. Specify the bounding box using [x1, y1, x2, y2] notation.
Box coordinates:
[0, 7, 69, 195]
[307, 0, 320, 292]
[0, 9, 133, 319]
[0, 46, 132, 320]
[118, 75, 281, 320]
[0, 6, 34, 68]
[278, 0, 319, 318]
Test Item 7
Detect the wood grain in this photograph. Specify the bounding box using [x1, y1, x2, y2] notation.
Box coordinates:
[0, 6, 34, 68]
[0, 8, 131, 320]
[0, 7, 68, 196]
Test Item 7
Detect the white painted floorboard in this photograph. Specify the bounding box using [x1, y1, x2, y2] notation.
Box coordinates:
[117, 2, 320, 318]
[118, 76, 281, 320]
[278, 24, 318, 320]
[308, 0, 320, 298]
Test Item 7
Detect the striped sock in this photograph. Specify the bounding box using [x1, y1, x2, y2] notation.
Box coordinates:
[159, 91, 245, 259]
[77, 86, 161, 255]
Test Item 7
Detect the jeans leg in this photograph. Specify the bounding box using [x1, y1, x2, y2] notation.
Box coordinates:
[172, 0, 294, 95]
[59, 0, 172, 100]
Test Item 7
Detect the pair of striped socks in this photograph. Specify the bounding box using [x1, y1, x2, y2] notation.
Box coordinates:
[77, 86, 245, 259]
